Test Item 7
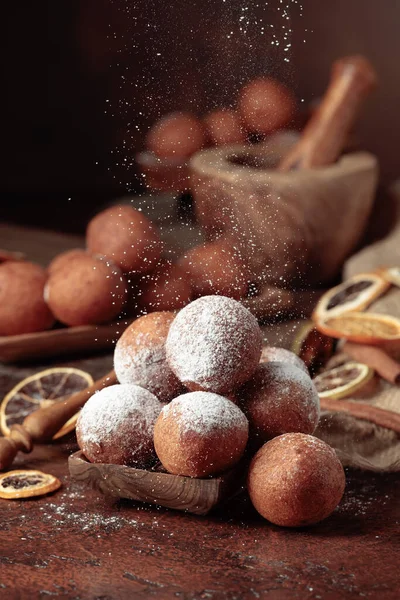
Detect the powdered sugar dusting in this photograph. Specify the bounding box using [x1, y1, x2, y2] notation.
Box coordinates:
[166, 295, 262, 392]
[77, 383, 162, 466]
[260, 362, 320, 424]
[161, 391, 249, 436]
[260, 345, 308, 374]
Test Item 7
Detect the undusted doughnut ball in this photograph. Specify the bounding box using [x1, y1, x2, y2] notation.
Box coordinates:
[178, 240, 250, 300]
[146, 112, 207, 160]
[114, 311, 183, 403]
[45, 254, 127, 326]
[248, 433, 346, 526]
[154, 391, 249, 477]
[260, 346, 308, 374]
[239, 363, 320, 446]
[136, 261, 192, 312]
[86, 205, 162, 274]
[0, 261, 54, 335]
[47, 249, 87, 275]
[166, 295, 262, 394]
[239, 77, 296, 134]
[76, 383, 162, 467]
[204, 109, 245, 146]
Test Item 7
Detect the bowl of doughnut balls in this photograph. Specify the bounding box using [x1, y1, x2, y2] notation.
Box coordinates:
[136, 75, 299, 193]
[73, 294, 346, 527]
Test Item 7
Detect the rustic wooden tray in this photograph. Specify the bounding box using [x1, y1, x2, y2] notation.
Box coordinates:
[68, 450, 246, 516]
[0, 319, 133, 364]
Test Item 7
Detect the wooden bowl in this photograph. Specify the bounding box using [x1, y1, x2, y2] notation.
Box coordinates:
[68, 451, 245, 516]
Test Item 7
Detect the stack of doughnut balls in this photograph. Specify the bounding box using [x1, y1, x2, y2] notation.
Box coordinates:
[76, 295, 346, 528]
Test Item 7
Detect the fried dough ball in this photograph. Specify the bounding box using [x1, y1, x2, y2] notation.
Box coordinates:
[45, 254, 127, 326]
[0, 261, 54, 335]
[204, 108, 245, 146]
[76, 383, 162, 467]
[114, 311, 183, 403]
[239, 362, 320, 447]
[86, 204, 162, 274]
[146, 112, 207, 160]
[166, 295, 262, 394]
[239, 77, 296, 134]
[47, 249, 87, 275]
[178, 239, 250, 300]
[154, 391, 249, 477]
[136, 260, 193, 312]
[260, 346, 309, 374]
[248, 433, 346, 527]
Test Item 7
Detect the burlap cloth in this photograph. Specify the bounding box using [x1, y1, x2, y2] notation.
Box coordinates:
[313, 182, 400, 471]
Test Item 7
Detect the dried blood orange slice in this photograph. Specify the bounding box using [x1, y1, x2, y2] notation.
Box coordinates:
[0, 367, 93, 439]
[312, 273, 389, 322]
[0, 469, 61, 499]
[313, 361, 373, 399]
[315, 312, 400, 345]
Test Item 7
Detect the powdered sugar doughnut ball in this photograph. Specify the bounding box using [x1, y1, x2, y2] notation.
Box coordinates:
[154, 391, 249, 477]
[260, 346, 308, 374]
[239, 362, 320, 447]
[248, 433, 346, 527]
[114, 311, 183, 403]
[166, 295, 262, 394]
[76, 384, 162, 467]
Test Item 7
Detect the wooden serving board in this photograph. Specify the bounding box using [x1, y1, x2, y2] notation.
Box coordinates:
[0, 319, 133, 364]
[68, 451, 246, 516]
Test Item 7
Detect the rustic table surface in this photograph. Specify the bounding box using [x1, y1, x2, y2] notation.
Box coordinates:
[0, 222, 399, 600]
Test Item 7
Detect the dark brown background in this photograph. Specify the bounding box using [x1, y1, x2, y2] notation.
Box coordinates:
[1, 0, 399, 232]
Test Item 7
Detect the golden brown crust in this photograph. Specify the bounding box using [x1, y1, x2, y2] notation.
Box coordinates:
[178, 239, 250, 300]
[46, 254, 127, 326]
[247, 433, 345, 527]
[86, 205, 162, 274]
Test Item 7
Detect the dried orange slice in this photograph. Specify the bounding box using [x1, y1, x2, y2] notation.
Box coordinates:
[313, 361, 373, 399]
[291, 321, 336, 376]
[0, 469, 61, 499]
[315, 312, 400, 345]
[0, 367, 93, 439]
[312, 273, 389, 322]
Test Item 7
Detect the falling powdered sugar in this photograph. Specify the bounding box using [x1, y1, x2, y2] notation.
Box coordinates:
[161, 391, 249, 436]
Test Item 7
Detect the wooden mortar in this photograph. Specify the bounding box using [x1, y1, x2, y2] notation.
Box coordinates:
[189, 56, 378, 289]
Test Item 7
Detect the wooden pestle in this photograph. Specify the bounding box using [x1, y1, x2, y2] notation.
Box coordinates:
[279, 55, 377, 171]
[0, 370, 117, 471]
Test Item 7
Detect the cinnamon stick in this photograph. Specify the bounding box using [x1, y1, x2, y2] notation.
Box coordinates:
[320, 397, 400, 434]
[343, 341, 400, 385]
[0, 370, 117, 471]
[279, 55, 377, 171]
